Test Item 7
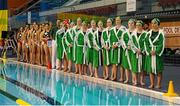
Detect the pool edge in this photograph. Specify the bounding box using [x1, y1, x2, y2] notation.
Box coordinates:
[8, 59, 180, 105]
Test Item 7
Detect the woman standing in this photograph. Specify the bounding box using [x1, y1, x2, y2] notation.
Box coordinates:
[31, 23, 39, 64]
[86, 20, 97, 77]
[62, 19, 70, 72]
[29, 24, 34, 63]
[92, 20, 101, 78]
[95, 20, 104, 77]
[97, 20, 104, 63]
[131, 20, 147, 86]
[110, 17, 126, 81]
[101, 18, 112, 80]
[144, 18, 165, 89]
[76, 21, 87, 75]
[24, 25, 30, 63]
[50, 20, 60, 69]
[17, 27, 23, 61]
[21, 25, 28, 62]
[56, 23, 65, 70]
[121, 19, 136, 84]
[73, 18, 82, 74]
[65, 21, 75, 72]
[40, 23, 51, 66]
[47, 23, 53, 66]
[35, 24, 42, 65]
[40, 24, 45, 66]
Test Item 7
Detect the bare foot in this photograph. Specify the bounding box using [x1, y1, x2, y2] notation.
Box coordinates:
[155, 85, 161, 89]
[103, 74, 106, 79]
[104, 75, 108, 80]
[133, 82, 138, 86]
[90, 73, 93, 77]
[111, 77, 116, 81]
[140, 82, 145, 86]
[56, 67, 60, 70]
[119, 78, 124, 82]
[148, 85, 154, 89]
[64, 69, 67, 72]
[67, 69, 71, 73]
[124, 80, 129, 84]
[95, 75, 99, 78]
[94, 73, 99, 78]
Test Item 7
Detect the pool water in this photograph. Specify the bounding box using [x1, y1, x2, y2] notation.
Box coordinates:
[0, 61, 174, 105]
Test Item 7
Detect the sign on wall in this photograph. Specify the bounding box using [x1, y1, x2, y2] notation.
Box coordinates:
[126, 0, 136, 12]
[28, 11, 31, 24]
[160, 21, 180, 36]
[160, 21, 180, 48]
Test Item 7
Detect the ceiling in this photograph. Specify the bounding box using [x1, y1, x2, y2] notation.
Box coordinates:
[8, 0, 32, 10]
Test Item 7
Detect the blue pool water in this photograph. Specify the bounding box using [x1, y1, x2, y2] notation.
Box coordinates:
[0, 61, 175, 105]
[0, 94, 17, 105]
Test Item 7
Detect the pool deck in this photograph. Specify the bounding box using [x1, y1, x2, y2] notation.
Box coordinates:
[6, 59, 180, 105]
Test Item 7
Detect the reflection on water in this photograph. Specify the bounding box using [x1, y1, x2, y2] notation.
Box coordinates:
[3, 62, 171, 105]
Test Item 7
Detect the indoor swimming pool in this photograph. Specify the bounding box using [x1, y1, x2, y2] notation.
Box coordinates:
[0, 61, 178, 105]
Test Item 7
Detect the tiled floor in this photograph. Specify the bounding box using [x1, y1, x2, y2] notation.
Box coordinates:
[162, 65, 180, 94]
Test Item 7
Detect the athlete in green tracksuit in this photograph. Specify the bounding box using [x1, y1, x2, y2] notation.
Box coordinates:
[144, 18, 165, 89]
[65, 22, 75, 72]
[56, 26, 65, 70]
[121, 19, 136, 84]
[101, 18, 112, 80]
[91, 20, 101, 78]
[110, 17, 126, 81]
[131, 20, 147, 86]
[72, 18, 82, 74]
[76, 21, 87, 75]
[86, 23, 97, 77]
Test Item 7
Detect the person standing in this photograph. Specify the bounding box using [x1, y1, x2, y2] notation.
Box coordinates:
[62, 19, 70, 72]
[131, 20, 147, 86]
[110, 17, 126, 81]
[101, 18, 112, 80]
[73, 18, 82, 74]
[97, 20, 104, 70]
[35, 24, 42, 65]
[31, 23, 39, 64]
[21, 25, 29, 62]
[17, 27, 23, 61]
[40, 23, 51, 66]
[92, 20, 102, 78]
[76, 21, 87, 75]
[144, 18, 165, 89]
[56, 23, 65, 70]
[65, 21, 75, 73]
[50, 19, 61, 69]
[29, 24, 35, 64]
[86, 20, 97, 77]
[121, 19, 136, 84]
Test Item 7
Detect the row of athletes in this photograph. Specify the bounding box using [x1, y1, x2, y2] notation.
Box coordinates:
[17, 17, 165, 89]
